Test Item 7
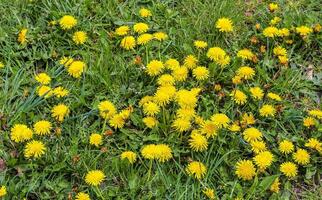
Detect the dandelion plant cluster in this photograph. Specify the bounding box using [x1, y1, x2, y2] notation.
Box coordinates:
[0, 1, 321, 200]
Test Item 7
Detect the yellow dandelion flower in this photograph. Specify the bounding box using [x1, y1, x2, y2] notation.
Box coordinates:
[53, 86, 69, 98]
[59, 15, 77, 30]
[139, 96, 154, 107]
[270, 178, 280, 193]
[253, 151, 274, 170]
[303, 117, 316, 127]
[143, 102, 160, 116]
[183, 55, 198, 69]
[37, 85, 53, 98]
[119, 107, 132, 120]
[177, 107, 196, 120]
[263, 26, 279, 37]
[236, 66, 255, 80]
[48, 20, 57, 26]
[35, 73, 51, 85]
[235, 160, 256, 181]
[75, 192, 90, 200]
[270, 17, 281, 26]
[33, 120, 52, 136]
[10, 124, 33, 143]
[68, 61, 85, 78]
[115, 25, 130, 36]
[259, 104, 276, 117]
[59, 56, 74, 68]
[165, 58, 180, 70]
[120, 36, 136, 50]
[51, 104, 69, 122]
[172, 117, 191, 132]
[176, 89, 198, 109]
[229, 123, 241, 132]
[267, 92, 282, 101]
[268, 3, 279, 12]
[89, 133, 103, 147]
[73, 31, 87, 44]
[277, 28, 290, 37]
[0, 62, 4, 68]
[146, 60, 164, 76]
[154, 86, 176, 106]
[172, 66, 188, 81]
[142, 116, 158, 128]
[192, 66, 209, 80]
[249, 87, 264, 100]
[313, 24, 321, 32]
[207, 47, 226, 61]
[139, 8, 152, 18]
[121, 151, 137, 164]
[237, 49, 254, 60]
[293, 148, 310, 165]
[98, 100, 117, 119]
[278, 56, 288, 65]
[273, 46, 287, 56]
[137, 33, 153, 45]
[85, 170, 105, 186]
[133, 22, 149, 34]
[211, 113, 230, 128]
[241, 113, 256, 125]
[214, 84, 222, 92]
[189, 131, 208, 152]
[153, 32, 168, 41]
[157, 74, 175, 86]
[308, 109, 322, 119]
[250, 140, 267, 154]
[243, 127, 262, 142]
[279, 140, 294, 154]
[191, 86, 202, 95]
[216, 17, 233, 32]
[200, 120, 218, 138]
[186, 161, 207, 180]
[203, 188, 215, 199]
[0, 186, 6, 197]
[24, 140, 46, 158]
[141, 144, 157, 160]
[194, 40, 208, 49]
[296, 26, 313, 37]
[280, 162, 297, 178]
[155, 144, 172, 162]
[232, 75, 242, 84]
[305, 138, 321, 152]
[109, 114, 125, 129]
[18, 28, 28, 44]
[216, 55, 231, 66]
[141, 144, 172, 162]
[194, 115, 205, 126]
[231, 89, 247, 105]
[207, 47, 230, 67]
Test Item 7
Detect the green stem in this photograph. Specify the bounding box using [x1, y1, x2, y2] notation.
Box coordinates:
[158, 43, 161, 60]
[162, 107, 167, 134]
[94, 186, 104, 199]
[147, 160, 153, 181]
[101, 118, 107, 134]
[146, 46, 149, 64]
[217, 67, 224, 78]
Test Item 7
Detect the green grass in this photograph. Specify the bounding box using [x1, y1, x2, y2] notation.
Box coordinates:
[0, 0, 321, 199]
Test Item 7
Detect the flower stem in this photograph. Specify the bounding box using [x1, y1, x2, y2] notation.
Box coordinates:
[147, 160, 153, 181]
